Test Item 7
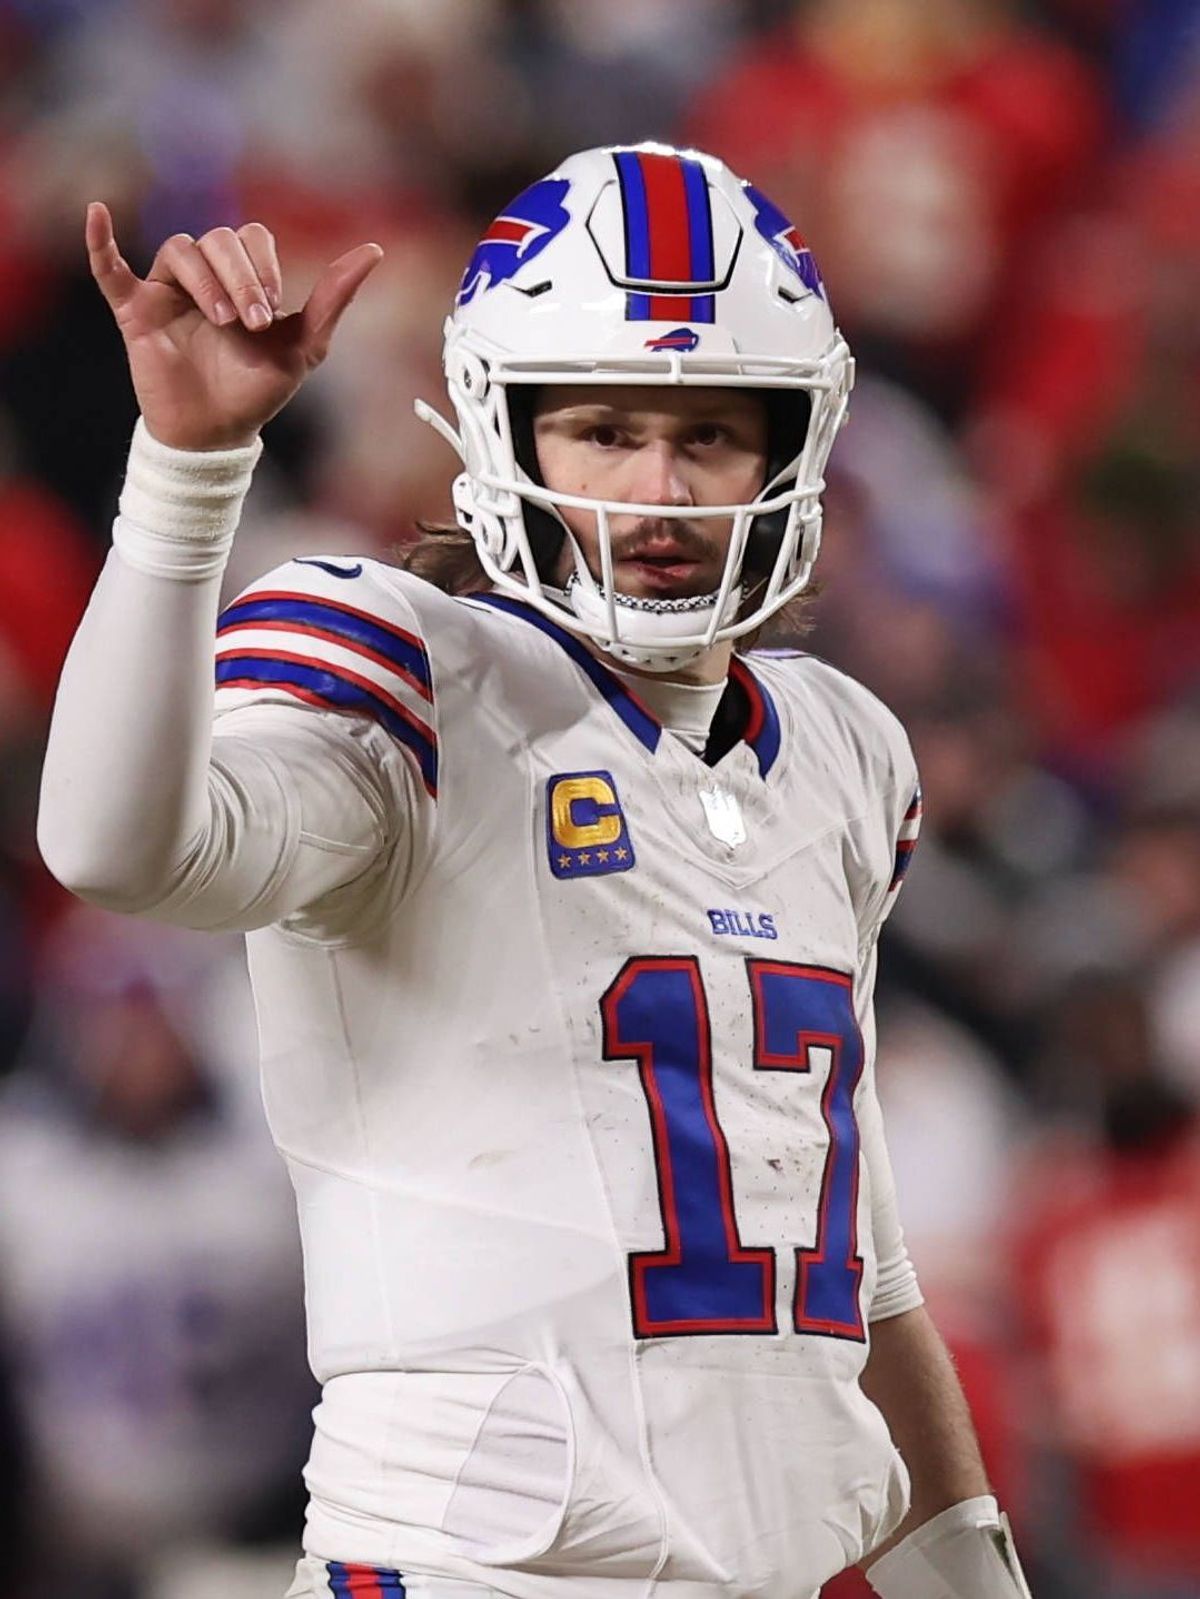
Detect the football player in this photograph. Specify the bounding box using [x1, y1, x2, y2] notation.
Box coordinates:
[40, 144, 1031, 1599]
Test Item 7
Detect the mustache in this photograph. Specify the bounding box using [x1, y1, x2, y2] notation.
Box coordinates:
[609, 519, 724, 563]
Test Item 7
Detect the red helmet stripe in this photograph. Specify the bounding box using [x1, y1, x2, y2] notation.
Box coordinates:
[637, 152, 693, 284]
[648, 293, 695, 319]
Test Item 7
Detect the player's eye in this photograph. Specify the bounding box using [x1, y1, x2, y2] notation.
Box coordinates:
[585, 423, 626, 448]
[688, 422, 730, 448]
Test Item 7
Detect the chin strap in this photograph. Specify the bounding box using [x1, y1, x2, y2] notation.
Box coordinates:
[866, 1497, 1033, 1599]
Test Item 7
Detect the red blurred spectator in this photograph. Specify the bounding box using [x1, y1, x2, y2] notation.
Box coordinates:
[1012, 978, 1200, 1589]
[0, 477, 97, 723]
[0, 11, 57, 350]
[0, 468, 99, 941]
[684, 0, 1106, 410]
[0, 172, 53, 356]
[969, 107, 1200, 768]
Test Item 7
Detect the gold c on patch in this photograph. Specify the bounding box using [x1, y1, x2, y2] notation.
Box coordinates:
[546, 771, 636, 880]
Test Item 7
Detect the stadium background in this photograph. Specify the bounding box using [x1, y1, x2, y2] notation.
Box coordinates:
[0, 1, 1198, 1596]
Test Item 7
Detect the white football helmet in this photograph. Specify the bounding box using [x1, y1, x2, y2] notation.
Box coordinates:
[415, 142, 853, 671]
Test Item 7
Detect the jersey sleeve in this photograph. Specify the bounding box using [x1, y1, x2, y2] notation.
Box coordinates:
[843, 702, 923, 1317]
[198, 556, 440, 936]
[855, 941, 924, 1323]
[154, 699, 418, 935]
[213, 558, 440, 803]
[39, 519, 433, 935]
[840, 694, 922, 949]
[879, 779, 922, 926]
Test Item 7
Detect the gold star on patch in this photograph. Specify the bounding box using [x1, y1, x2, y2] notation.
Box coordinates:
[578, 852, 591, 865]
[615, 847, 629, 860]
[558, 854, 572, 869]
[597, 849, 610, 862]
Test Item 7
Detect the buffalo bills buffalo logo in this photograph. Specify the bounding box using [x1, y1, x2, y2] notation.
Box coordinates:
[742, 184, 826, 301]
[644, 327, 700, 352]
[456, 178, 572, 307]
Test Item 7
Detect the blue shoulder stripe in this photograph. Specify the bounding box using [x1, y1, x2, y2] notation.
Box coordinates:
[216, 654, 438, 798]
[218, 593, 432, 698]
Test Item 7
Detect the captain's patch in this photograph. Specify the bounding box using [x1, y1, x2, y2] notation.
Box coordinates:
[547, 771, 635, 880]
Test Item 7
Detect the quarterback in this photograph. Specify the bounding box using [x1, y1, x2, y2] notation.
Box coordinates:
[40, 145, 1030, 1599]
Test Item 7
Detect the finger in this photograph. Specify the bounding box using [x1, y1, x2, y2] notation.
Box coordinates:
[237, 222, 283, 313]
[85, 201, 141, 313]
[147, 233, 238, 326]
[194, 226, 274, 331]
[298, 243, 384, 364]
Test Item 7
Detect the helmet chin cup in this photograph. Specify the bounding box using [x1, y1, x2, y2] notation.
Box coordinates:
[566, 577, 743, 674]
[419, 141, 854, 663]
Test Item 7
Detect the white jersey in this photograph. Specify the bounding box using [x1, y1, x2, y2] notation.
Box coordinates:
[203, 556, 923, 1598]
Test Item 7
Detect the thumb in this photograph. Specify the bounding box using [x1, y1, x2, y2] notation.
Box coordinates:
[298, 242, 384, 365]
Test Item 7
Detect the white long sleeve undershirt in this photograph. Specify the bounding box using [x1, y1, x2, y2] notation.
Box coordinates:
[37, 421, 403, 932]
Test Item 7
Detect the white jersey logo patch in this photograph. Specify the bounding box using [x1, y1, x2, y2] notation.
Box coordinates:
[699, 787, 747, 848]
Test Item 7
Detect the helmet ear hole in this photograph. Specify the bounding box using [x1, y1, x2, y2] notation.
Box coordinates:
[451, 349, 490, 399]
[452, 473, 506, 561]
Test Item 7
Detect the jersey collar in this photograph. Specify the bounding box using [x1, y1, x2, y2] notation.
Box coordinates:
[468, 592, 781, 776]
[729, 655, 782, 777]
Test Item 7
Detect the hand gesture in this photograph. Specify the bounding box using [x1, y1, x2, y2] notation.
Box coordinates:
[86, 203, 383, 452]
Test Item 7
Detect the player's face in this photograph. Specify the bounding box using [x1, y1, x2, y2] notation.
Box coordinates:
[532, 386, 768, 601]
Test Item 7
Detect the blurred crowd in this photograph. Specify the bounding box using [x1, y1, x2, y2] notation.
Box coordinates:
[0, 2, 1198, 1597]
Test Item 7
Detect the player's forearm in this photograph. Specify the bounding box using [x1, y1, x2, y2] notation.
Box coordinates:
[38, 421, 260, 909]
[859, 1303, 990, 1563]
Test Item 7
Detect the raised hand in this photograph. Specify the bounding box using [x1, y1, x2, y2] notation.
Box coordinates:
[86, 203, 383, 452]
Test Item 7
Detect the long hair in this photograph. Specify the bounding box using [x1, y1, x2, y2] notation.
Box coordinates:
[396, 522, 487, 597]
[395, 522, 818, 645]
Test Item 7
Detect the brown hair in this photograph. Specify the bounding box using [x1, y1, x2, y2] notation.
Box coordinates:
[394, 521, 818, 645]
[396, 522, 486, 597]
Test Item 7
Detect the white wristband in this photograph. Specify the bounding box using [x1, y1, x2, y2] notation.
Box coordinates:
[114, 417, 263, 581]
[867, 1496, 1033, 1599]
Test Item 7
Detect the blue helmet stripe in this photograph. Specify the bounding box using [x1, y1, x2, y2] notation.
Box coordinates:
[682, 157, 714, 282]
[614, 151, 652, 280]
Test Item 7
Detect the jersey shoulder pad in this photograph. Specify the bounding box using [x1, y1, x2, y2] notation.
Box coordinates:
[763, 652, 922, 923]
[768, 651, 914, 788]
[214, 556, 439, 799]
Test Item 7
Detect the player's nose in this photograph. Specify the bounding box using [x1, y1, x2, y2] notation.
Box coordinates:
[627, 439, 692, 508]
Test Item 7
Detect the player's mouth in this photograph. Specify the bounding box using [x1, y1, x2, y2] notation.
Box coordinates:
[617, 539, 711, 593]
[624, 555, 702, 589]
